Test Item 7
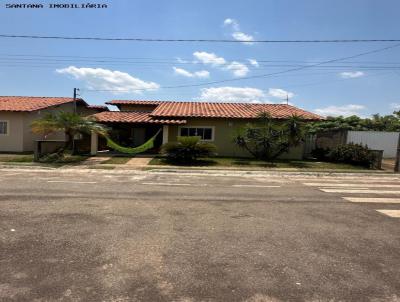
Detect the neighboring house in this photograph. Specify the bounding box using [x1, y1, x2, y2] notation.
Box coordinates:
[0, 96, 108, 152]
[92, 100, 322, 158]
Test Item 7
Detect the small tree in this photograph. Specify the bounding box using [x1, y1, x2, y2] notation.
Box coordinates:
[161, 136, 217, 163]
[233, 112, 304, 161]
[31, 111, 108, 154]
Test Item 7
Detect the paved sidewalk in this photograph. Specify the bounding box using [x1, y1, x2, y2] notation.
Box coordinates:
[382, 158, 395, 171]
[125, 156, 154, 166]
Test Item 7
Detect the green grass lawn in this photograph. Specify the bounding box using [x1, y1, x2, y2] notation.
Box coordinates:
[0, 154, 88, 167]
[100, 157, 131, 164]
[0, 155, 34, 163]
[149, 156, 370, 170]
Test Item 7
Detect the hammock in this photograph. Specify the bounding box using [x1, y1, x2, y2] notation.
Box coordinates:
[104, 129, 162, 154]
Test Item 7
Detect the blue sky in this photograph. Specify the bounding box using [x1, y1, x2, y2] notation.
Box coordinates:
[0, 0, 399, 116]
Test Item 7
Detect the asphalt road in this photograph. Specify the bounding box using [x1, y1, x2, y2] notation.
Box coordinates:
[0, 168, 400, 302]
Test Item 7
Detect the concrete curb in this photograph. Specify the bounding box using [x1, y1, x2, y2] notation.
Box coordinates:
[0, 163, 398, 177]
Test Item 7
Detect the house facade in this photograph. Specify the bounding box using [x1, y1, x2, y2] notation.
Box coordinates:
[92, 100, 322, 158]
[0, 96, 108, 152]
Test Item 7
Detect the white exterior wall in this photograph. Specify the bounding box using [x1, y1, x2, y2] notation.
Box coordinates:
[346, 131, 399, 158]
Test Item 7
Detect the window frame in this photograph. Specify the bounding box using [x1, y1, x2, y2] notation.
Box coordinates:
[0, 120, 9, 136]
[178, 125, 215, 142]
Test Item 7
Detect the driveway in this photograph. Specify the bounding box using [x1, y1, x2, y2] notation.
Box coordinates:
[0, 168, 399, 301]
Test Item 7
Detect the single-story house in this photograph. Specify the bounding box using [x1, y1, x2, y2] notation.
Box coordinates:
[0, 96, 108, 152]
[92, 100, 322, 158]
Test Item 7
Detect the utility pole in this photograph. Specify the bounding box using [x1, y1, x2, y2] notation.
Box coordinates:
[286, 94, 289, 105]
[395, 132, 400, 172]
[73, 88, 79, 114]
[72, 88, 79, 153]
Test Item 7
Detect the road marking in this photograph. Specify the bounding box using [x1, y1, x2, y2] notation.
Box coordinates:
[376, 210, 400, 218]
[295, 178, 400, 183]
[321, 189, 400, 194]
[142, 182, 192, 186]
[0, 173, 21, 176]
[303, 183, 400, 188]
[47, 180, 97, 184]
[343, 197, 400, 203]
[232, 185, 281, 188]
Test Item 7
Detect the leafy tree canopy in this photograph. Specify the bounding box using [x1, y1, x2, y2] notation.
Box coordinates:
[31, 111, 108, 152]
[306, 112, 400, 134]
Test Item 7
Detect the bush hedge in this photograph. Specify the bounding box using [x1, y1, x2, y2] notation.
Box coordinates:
[161, 136, 217, 163]
[312, 143, 376, 168]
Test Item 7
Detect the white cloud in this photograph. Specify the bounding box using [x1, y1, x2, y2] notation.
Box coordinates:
[225, 61, 249, 77]
[340, 71, 365, 79]
[176, 57, 190, 64]
[193, 70, 210, 78]
[173, 67, 210, 78]
[223, 18, 239, 31]
[193, 51, 226, 66]
[268, 88, 294, 99]
[314, 104, 366, 117]
[198, 86, 267, 103]
[248, 59, 259, 67]
[193, 51, 250, 77]
[223, 18, 254, 45]
[56, 66, 159, 94]
[390, 103, 400, 110]
[232, 32, 254, 44]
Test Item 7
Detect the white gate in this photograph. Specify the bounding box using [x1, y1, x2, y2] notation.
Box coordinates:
[346, 131, 399, 158]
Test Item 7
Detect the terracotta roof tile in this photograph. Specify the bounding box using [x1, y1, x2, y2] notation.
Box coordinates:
[0, 96, 84, 112]
[150, 101, 322, 120]
[106, 100, 162, 106]
[87, 105, 109, 111]
[92, 111, 186, 124]
[106, 100, 322, 120]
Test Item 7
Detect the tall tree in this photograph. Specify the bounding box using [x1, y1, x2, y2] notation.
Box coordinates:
[31, 112, 107, 153]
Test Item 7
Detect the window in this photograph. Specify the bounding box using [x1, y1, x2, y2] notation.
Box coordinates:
[0, 121, 8, 135]
[179, 126, 214, 141]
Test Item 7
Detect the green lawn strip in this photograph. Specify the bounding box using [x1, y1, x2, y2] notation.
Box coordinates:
[0, 155, 34, 163]
[88, 165, 115, 170]
[100, 157, 131, 165]
[149, 156, 369, 170]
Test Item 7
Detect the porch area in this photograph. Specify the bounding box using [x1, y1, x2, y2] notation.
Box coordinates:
[91, 110, 187, 156]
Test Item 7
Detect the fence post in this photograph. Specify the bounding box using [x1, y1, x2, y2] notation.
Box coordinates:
[395, 133, 400, 172]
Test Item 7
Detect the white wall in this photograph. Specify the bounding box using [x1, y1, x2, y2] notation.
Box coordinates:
[347, 131, 399, 158]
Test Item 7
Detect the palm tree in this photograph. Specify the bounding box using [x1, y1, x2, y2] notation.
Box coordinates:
[31, 111, 108, 153]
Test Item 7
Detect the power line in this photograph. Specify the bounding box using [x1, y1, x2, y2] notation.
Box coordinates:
[0, 60, 399, 70]
[84, 42, 400, 92]
[1, 53, 400, 66]
[1, 34, 400, 43]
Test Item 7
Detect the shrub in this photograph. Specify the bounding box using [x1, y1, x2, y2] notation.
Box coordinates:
[233, 113, 305, 161]
[38, 149, 65, 163]
[161, 136, 217, 163]
[311, 147, 331, 161]
[327, 143, 376, 167]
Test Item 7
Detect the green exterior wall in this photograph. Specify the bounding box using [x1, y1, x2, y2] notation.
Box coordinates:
[167, 117, 304, 159]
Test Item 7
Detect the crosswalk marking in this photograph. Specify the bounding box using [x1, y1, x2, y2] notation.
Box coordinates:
[320, 189, 400, 194]
[376, 210, 400, 218]
[301, 178, 400, 219]
[343, 197, 400, 203]
[296, 178, 400, 183]
[303, 183, 400, 188]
